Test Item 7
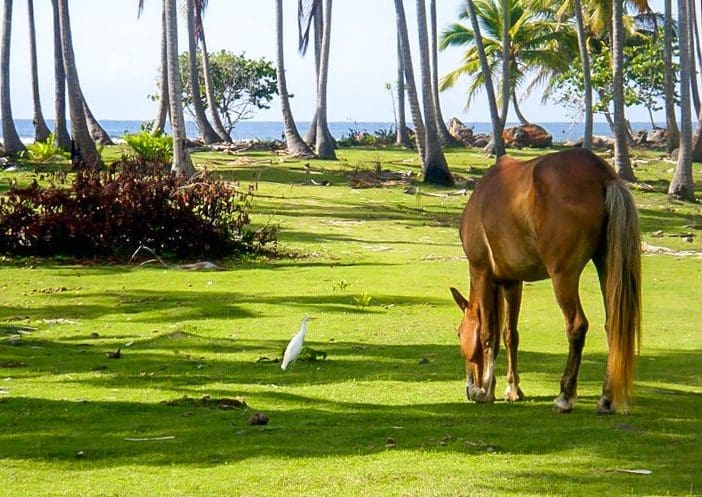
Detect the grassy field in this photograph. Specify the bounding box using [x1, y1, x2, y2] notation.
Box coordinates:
[0, 145, 700, 496]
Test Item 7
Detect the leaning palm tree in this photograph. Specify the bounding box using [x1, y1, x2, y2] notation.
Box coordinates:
[275, 0, 313, 157]
[0, 0, 25, 155]
[299, 0, 322, 146]
[27, 0, 50, 143]
[428, 0, 459, 146]
[395, 30, 412, 147]
[50, 0, 70, 150]
[165, 0, 195, 176]
[312, 0, 336, 159]
[416, 0, 452, 185]
[56, 0, 102, 169]
[138, 0, 169, 136]
[668, 0, 694, 200]
[611, 0, 635, 181]
[572, 0, 593, 149]
[185, 0, 219, 143]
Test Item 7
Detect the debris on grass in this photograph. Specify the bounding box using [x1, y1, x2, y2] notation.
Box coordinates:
[247, 412, 269, 425]
[347, 168, 415, 188]
[124, 435, 176, 442]
[163, 395, 248, 410]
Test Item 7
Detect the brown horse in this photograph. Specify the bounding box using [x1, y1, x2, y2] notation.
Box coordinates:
[450, 148, 641, 414]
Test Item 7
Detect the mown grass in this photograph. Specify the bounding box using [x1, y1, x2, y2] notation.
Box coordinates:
[0, 145, 700, 496]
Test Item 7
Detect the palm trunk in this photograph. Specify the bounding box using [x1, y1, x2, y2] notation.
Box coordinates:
[56, 0, 102, 169]
[80, 88, 113, 145]
[499, 0, 510, 128]
[1, 0, 25, 155]
[27, 0, 50, 143]
[165, 0, 194, 177]
[303, 3, 322, 146]
[199, 35, 231, 142]
[314, 0, 337, 160]
[611, 0, 635, 181]
[416, 0, 452, 186]
[512, 93, 529, 125]
[275, 0, 313, 157]
[668, 0, 695, 200]
[394, 0, 425, 158]
[429, 0, 458, 146]
[51, 0, 70, 150]
[152, 4, 169, 137]
[186, 0, 219, 144]
[663, 0, 679, 152]
[395, 30, 411, 147]
[573, 0, 592, 149]
[465, 0, 505, 158]
[687, 0, 700, 117]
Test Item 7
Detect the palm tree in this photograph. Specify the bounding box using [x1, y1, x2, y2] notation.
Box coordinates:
[395, 30, 412, 147]
[416, 0, 452, 185]
[186, 0, 219, 143]
[499, 0, 510, 126]
[50, 0, 70, 150]
[571, 0, 593, 149]
[441, 0, 573, 134]
[165, 0, 195, 176]
[299, 0, 322, 146]
[663, 0, 679, 152]
[394, 0, 425, 158]
[611, 0, 635, 181]
[313, 0, 336, 159]
[81, 89, 114, 145]
[195, 1, 231, 142]
[275, 0, 313, 157]
[460, 0, 506, 157]
[56, 0, 102, 169]
[668, 0, 694, 200]
[150, 4, 169, 136]
[429, 0, 458, 146]
[27, 0, 50, 143]
[0, 0, 25, 155]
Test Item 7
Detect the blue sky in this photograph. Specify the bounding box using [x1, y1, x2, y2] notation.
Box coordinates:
[7, 0, 674, 125]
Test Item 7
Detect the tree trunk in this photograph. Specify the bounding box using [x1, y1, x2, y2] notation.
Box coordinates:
[199, 34, 231, 142]
[687, 0, 700, 117]
[663, 0, 679, 152]
[499, 0, 510, 128]
[27, 0, 50, 143]
[668, 0, 695, 200]
[512, 93, 529, 126]
[79, 88, 113, 145]
[416, 0, 452, 186]
[50, 0, 70, 150]
[1, 0, 25, 155]
[275, 0, 313, 157]
[314, 0, 336, 160]
[394, 0, 425, 159]
[465, 0, 505, 157]
[165, 0, 194, 177]
[395, 30, 411, 147]
[611, 0, 635, 181]
[152, 4, 169, 137]
[303, 2, 322, 146]
[692, 116, 702, 162]
[573, 0, 592, 149]
[186, 0, 219, 144]
[56, 0, 102, 169]
[429, 0, 458, 147]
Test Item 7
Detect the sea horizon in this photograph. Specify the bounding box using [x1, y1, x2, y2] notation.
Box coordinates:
[5, 118, 663, 145]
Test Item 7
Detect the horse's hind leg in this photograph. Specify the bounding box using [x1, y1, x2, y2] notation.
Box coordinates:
[593, 255, 615, 414]
[502, 282, 525, 402]
[551, 273, 589, 413]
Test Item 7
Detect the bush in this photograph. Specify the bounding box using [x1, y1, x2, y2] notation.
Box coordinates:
[337, 126, 397, 147]
[23, 133, 70, 163]
[123, 131, 173, 164]
[0, 161, 276, 260]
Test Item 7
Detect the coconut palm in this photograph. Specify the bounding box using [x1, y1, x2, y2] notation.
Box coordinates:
[416, 0, 452, 185]
[312, 0, 336, 159]
[51, 0, 70, 150]
[393, 0, 425, 158]
[611, 0, 635, 181]
[440, 0, 574, 131]
[81, 89, 114, 146]
[663, 0, 679, 152]
[27, 0, 50, 143]
[572, 0, 593, 149]
[668, 0, 694, 200]
[150, 4, 169, 136]
[299, 0, 322, 146]
[275, 0, 313, 157]
[428, 0, 458, 146]
[395, 31, 412, 147]
[55, 0, 102, 169]
[165, 0, 195, 176]
[0, 0, 25, 155]
[185, 0, 219, 143]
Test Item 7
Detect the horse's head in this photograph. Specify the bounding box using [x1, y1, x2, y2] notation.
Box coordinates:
[450, 287, 485, 399]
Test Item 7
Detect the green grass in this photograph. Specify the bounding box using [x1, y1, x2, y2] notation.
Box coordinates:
[0, 146, 700, 496]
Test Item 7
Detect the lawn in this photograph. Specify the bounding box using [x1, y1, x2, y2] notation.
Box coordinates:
[0, 145, 700, 496]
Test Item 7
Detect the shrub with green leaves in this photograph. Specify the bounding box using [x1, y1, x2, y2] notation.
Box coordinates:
[22, 133, 70, 163]
[123, 131, 173, 164]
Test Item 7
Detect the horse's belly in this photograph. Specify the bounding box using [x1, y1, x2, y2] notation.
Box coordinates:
[492, 252, 549, 282]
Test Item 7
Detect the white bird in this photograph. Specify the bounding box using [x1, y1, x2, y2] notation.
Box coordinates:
[281, 315, 316, 370]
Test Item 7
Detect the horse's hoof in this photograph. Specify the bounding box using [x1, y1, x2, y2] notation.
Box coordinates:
[596, 396, 615, 415]
[553, 394, 574, 413]
[473, 388, 494, 403]
[504, 385, 525, 402]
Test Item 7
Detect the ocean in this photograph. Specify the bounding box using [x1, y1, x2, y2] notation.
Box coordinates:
[7, 119, 659, 144]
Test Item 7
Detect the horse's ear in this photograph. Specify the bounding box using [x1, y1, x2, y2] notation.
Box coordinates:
[450, 287, 468, 311]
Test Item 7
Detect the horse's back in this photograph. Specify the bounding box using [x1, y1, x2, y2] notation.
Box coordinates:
[461, 148, 616, 282]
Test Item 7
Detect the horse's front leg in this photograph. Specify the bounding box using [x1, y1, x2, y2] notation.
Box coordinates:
[502, 282, 525, 402]
[552, 273, 589, 413]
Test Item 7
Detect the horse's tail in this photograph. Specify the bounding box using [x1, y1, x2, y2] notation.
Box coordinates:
[603, 179, 642, 412]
